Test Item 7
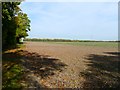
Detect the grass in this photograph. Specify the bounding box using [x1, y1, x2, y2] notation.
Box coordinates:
[45, 41, 118, 48]
[3, 64, 23, 89]
[2, 44, 25, 89]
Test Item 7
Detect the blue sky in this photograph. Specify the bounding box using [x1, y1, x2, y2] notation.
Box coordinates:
[20, 2, 118, 40]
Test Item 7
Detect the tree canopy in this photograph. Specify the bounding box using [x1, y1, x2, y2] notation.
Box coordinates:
[2, 2, 30, 49]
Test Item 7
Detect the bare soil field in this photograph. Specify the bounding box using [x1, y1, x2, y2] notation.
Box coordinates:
[17, 41, 119, 88]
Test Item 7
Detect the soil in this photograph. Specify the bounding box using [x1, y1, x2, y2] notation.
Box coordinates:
[21, 41, 119, 88]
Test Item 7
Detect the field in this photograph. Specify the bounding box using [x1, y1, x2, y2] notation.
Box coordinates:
[3, 41, 120, 88]
[24, 38, 118, 47]
[45, 41, 118, 47]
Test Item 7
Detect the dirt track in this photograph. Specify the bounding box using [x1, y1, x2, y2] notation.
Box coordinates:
[22, 41, 119, 88]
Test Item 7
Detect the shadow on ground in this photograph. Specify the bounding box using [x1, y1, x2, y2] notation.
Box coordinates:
[20, 50, 67, 78]
[2, 49, 67, 89]
[80, 52, 120, 88]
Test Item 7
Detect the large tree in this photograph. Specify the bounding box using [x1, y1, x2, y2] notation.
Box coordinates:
[2, 2, 30, 49]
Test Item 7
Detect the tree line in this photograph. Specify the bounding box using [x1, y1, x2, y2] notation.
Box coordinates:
[24, 38, 119, 42]
[25, 38, 79, 42]
[2, 2, 30, 49]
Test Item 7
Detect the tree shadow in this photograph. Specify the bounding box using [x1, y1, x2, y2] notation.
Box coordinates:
[2, 42, 25, 52]
[20, 50, 67, 78]
[80, 52, 120, 88]
[2, 49, 67, 89]
[3, 50, 25, 89]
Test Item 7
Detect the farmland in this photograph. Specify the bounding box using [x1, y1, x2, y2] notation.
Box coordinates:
[24, 38, 118, 47]
[2, 1, 119, 89]
[24, 41, 120, 88]
[2, 41, 119, 88]
[45, 41, 118, 48]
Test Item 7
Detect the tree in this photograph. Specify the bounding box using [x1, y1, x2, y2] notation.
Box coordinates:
[15, 12, 30, 43]
[2, 2, 30, 49]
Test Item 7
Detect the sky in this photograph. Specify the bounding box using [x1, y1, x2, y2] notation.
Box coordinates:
[20, 2, 118, 41]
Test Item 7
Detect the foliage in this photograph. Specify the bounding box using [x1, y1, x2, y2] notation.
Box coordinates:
[24, 38, 118, 42]
[2, 2, 30, 49]
[24, 38, 83, 42]
[15, 12, 30, 41]
[2, 44, 26, 89]
[2, 2, 20, 48]
[3, 64, 23, 89]
[16, 12, 30, 37]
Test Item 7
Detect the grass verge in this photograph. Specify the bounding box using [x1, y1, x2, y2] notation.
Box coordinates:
[2, 44, 25, 89]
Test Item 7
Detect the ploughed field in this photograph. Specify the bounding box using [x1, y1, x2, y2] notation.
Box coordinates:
[20, 41, 119, 88]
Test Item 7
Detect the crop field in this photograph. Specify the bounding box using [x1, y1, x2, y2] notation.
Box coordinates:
[2, 1, 119, 89]
[24, 38, 118, 47]
[3, 41, 120, 88]
[23, 41, 119, 88]
[45, 41, 118, 48]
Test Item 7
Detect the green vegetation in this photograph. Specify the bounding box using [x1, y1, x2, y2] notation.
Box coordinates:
[2, 2, 30, 49]
[25, 38, 80, 42]
[3, 64, 23, 89]
[48, 42, 118, 47]
[25, 38, 118, 47]
[2, 44, 26, 89]
[2, 2, 30, 89]
[25, 38, 119, 42]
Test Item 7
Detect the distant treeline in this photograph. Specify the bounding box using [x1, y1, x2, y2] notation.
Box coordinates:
[24, 38, 119, 42]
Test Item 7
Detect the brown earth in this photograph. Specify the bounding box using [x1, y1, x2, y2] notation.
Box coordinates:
[20, 41, 119, 88]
